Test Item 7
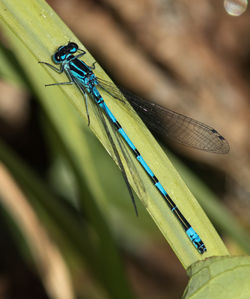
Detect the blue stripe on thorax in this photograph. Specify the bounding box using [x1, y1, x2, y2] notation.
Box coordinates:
[69, 59, 91, 75]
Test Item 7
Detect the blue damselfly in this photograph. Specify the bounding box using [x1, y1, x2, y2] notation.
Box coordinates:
[39, 42, 229, 254]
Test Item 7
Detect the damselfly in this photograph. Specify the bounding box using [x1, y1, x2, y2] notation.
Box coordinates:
[39, 42, 229, 254]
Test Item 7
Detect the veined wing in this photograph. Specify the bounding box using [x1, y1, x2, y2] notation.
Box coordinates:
[77, 79, 146, 215]
[97, 78, 230, 154]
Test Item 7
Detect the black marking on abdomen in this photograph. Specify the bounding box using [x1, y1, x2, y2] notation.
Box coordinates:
[114, 121, 122, 130]
[133, 149, 140, 157]
[151, 175, 158, 184]
[97, 98, 104, 104]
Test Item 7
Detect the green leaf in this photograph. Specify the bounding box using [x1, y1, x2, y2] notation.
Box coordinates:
[184, 256, 250, 298]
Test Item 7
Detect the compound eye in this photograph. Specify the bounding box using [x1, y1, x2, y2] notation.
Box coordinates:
[57, 45, 64, 52]
[68, 42, 78, 53]
[53, 52, 62, 63]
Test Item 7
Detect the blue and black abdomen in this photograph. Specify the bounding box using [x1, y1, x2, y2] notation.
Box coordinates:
[41, 42, 208, 254]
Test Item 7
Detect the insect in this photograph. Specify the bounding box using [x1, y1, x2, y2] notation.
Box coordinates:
[39, 42, 229, 254]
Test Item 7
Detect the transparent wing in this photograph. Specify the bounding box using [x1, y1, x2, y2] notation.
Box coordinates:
[96, 106, 139, 215]
[97, 78, 230, 154]
[73, 77, 146, 214]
